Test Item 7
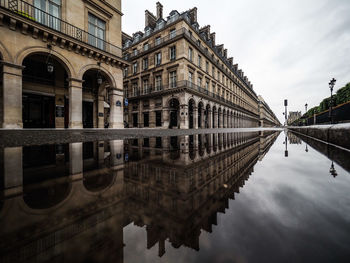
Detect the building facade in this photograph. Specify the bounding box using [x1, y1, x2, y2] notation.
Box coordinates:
[287, 111, 301, 125]
[122, 3, 260, 129]
[0, 0, 127, 129]
[258, 95, 280, 127]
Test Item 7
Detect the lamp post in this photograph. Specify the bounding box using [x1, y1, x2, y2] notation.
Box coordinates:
[305, 103, 308, 114]
[329, 78, 336, 124]
[284, 99, 288, 126]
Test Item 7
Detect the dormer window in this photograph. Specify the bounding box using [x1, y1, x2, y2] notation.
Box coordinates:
[156, 20, 165, 30]
[170, 29, 176, 39]
[145, 28, 152, 37]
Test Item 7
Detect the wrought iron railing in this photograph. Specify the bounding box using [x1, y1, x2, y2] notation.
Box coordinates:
[0, 0, 122, 58]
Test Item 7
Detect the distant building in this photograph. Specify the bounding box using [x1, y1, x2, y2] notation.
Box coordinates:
[287, 111, 301, 125]
[258, 95, 280, 127]
[122, 2, 263, 129]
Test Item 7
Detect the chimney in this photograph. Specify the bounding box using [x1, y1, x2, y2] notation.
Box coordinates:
[156, 2, 163, 19]
[210, 33, 216, 46]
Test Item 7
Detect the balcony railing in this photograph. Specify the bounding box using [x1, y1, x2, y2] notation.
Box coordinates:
[0, 0, 122, 58]
[126, 80, 256, 115]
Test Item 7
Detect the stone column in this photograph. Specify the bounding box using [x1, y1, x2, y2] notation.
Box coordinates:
[163, 107, 170, 128]
[3, 147, 23, 196]
[201, 108, 205, 128]
[193, 107, 198, 129]
[98, 95, 105, 128]
[69, 78, 83, 128]
[109, 88, 124, 128]
[1, 62, 24, 128]
[180, 104, 189, 129]
[69, 142, 83, 177]
[207, 109, 212, 128]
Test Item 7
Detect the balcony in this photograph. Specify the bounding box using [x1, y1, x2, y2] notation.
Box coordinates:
[126, 80, 257, 116]
[0, 0, 123, 58]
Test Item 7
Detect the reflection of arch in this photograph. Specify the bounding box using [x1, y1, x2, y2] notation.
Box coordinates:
[169, 98, 180, 128]
[16, 46, 75, 78]
[189, 135, 196, 160]
[24, 182, 72, 210]
[83, 168, 115, 192]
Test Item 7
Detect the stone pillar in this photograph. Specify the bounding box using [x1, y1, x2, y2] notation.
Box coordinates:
[98, 95, 105, 128]
[201, 108, 205, 129]
[163, 107, 170, 128]
[110, 140, 124, 168]
[180, 104, 189, 129]
[193, 107, 198, 129]
[69, 78, 83, 128]
[69, 142, 83, 176]
[1, 62, 24, 128]
[109, 88, 124, 128]
[3, 147, 23, 196]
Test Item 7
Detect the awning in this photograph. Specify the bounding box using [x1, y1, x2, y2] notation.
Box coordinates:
[104, 102, 110, 108]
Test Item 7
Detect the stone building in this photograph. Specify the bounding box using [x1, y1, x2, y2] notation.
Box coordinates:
[122, 2, 260, 129]
[258, 95, 280, 127]
[0, 0, 127, 129]
[287, 111, 301, 125]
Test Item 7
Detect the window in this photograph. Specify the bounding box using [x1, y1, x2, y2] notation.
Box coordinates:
[188, 72, 193, 86]
[34, 0, 61, 30]
[123, 85, 129, 98]
[188, 47, 193, 61]
[123, 67, 128, 77]
[88, 13, 106, 50]
[198, 55, 201, 68]
[143, 42, 149, 51]
[206, 81, 209, 91]
[155, 52, 162, 66]
[169, 71, 177, 88]
[212, 66, 215, 78]
[132, 83, 138, 96]
[212, 84, 215, 93]
[206, 61, 209, 72]
[143, 113, 149, 127]
[155, 36, 161, 45]
[143, 57, 148, 70]
[156, 112, 162, 127]
[155, 75, 162, 90]
[170, 28, 176, 39]
[133, 62, 138, 74]
[143, 79, 149, 93]
[197, 77, 202, 87]
[170, 46, 176, 61]
[133, 48, 138, 56]
[217, 71, 220, 81]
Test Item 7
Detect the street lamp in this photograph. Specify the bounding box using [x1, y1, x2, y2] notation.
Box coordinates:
[305, 103, 308, 113]
[284, 99, 288, 126]
[329, 78, 336, 124]
[329, 161, 337, 177]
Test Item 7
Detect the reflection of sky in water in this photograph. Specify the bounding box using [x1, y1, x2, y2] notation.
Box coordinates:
[123, 133, 350, 263]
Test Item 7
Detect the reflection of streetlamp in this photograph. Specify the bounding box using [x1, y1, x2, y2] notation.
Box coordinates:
[329, 78, 336, 124]
[305, 144, 308, 152]
[284, 99, 288, 126]
[329, 161, 337, 177]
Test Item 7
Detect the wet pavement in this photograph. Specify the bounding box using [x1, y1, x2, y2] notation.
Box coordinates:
[0, 130, 349, 263]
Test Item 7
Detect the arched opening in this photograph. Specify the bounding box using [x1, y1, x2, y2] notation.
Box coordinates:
[82, 68, 112, 128]
[223, 109, 226, 128]
[205, 104, 210, 128]
[22, 53, 69, 128]
[198, 102, 203, 128]
[188, 99, 195, 129]
[218, 108, 222, 128]
[212, 106, 216, 128]
[169, 98, 180, 128]
[83, 169, 114, 192]
[169, 136, 180, 159]
[198, 134, 204, 156]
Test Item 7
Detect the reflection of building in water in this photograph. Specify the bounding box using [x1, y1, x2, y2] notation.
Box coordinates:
[123, 132, 262, 256]
[0, 140, 125, 263]
[258, 131, 280, 161]
[287, 132, 302, 145]
[0, 132, 279, 261]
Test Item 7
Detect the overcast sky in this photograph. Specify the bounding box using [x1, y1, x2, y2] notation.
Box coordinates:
[122, 0, 350, 123]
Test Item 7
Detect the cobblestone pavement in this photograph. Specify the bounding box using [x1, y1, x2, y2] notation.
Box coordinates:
[0, 127, 283, 147]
